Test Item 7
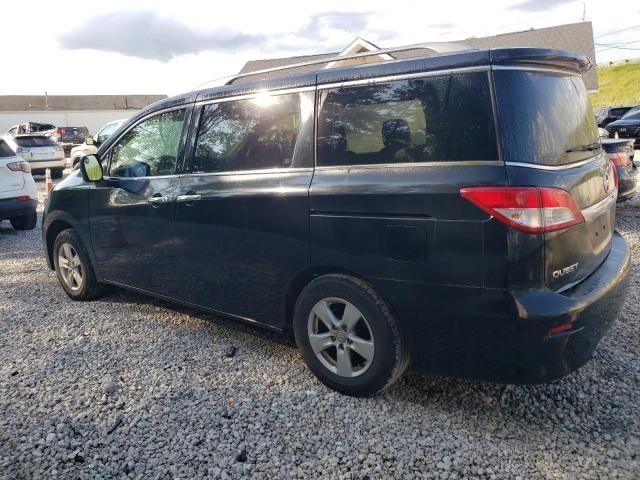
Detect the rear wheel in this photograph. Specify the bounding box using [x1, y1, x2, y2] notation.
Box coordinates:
[10, 210, 37, 230]
[51, 169, 63, 179]
[293, 274, 408, 396]
[53, 229, 103, 300]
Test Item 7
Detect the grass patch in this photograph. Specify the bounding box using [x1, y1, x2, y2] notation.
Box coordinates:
[590, 61, 640, 109]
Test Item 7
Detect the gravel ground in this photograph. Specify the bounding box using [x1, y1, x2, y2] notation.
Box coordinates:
[0, 180, 638, 479]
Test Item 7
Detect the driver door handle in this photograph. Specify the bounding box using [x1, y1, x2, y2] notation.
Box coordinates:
[176, 194, 202, 203]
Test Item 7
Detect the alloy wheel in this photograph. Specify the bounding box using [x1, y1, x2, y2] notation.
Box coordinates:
[307, 297, 375, 377]
[58, 243, 83, 291]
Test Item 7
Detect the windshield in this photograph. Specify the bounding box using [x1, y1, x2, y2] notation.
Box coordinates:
[621, 107, 640, 120]
[494, 70, 599, 165]
[15, 136, 57, 147]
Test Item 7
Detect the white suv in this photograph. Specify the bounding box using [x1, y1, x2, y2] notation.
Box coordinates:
[3, 134, 66, 178]
[0, 138, 38, 230]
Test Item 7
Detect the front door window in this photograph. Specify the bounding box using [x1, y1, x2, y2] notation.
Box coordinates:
[109, 110, 186, 177]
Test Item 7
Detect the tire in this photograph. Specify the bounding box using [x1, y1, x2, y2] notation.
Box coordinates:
[72, 156, 82, 168]
[293, 274, 408, 397]
[10, 210, 37, 230]
[51, 169, 63, 179]
[53, 228, 104, 301]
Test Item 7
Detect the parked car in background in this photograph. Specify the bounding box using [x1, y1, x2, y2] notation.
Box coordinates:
[69, 119, 127, 167]
[606, 106, 640, 147]
[3, 135, 65, 178]
[596, 106, 635, 127]
[56, 126, 90, 146]
[43, 47, 630, 396]
[602, 138, 637, 201]
[7, 122, 57, 139]
[0, 138, 37, 230]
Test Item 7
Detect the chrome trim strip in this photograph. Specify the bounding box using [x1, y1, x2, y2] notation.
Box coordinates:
[317, 66, 490, 90]
[102, 174, 180, 180]
[492, 65, 581, 76]
[195, 86, 316, 106]
[183, 167, 314, 177]
[314, 160, 503, 170]
[505, 154, 603, 171]
[582, 191, 617, 222]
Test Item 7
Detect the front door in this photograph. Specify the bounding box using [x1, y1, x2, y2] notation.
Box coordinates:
[89, 107, 190, 296]
[171, 90, 315, 328]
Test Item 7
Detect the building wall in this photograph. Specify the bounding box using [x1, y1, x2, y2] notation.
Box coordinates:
[0, 110, 139, 136]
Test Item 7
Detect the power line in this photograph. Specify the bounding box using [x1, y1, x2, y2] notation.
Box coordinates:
[595, 25, 640, 39]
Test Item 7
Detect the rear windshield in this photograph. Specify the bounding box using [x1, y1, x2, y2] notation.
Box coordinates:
[15, 136, 57, 147]
[494, 70, 599, 165]
[0, 140, 15, 157]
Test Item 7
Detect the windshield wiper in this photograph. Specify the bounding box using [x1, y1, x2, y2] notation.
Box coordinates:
[565, 142, 601, 153]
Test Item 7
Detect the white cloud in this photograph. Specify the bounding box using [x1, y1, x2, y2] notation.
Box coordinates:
[0, 0, 638, 95]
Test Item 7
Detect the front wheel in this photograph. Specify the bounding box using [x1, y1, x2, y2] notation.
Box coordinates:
[53, 229, 104, 300]
[293, 274, 408, 397]
[51, 168, 64, 179]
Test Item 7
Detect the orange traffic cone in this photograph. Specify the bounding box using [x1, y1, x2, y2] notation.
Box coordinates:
[45, 168, 54, 195]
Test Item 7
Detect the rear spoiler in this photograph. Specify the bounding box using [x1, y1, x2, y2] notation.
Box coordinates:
[489, 48, 592, 74]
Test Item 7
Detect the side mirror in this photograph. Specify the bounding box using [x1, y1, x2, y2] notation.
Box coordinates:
[84, 136, 95, 145]
[80, 154, 104, 182]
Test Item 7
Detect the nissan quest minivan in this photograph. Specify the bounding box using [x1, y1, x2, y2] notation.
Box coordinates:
[42, 47, 631, 396]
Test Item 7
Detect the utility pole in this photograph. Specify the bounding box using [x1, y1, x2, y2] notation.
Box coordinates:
[582, 2, 586, 22]
[45, 91, 49, 109]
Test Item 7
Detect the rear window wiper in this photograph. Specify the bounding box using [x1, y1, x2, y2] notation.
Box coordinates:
[565, 142, 601, 153]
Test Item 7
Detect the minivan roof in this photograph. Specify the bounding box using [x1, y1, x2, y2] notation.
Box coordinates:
[126, 47, 592, 129]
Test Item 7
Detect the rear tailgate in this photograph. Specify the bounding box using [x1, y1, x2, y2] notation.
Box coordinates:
[506, 155, 616, 291]
[494, 68, 616, 291]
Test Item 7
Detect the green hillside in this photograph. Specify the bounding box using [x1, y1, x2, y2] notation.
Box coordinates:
[589, 60, 640, 109]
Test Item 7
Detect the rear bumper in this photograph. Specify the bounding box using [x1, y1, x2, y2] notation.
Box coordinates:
[376, 232, 631, 383]
[0, 197, 38, 220]
[28, 158, 66, 172]
[505, 232, 630, 383]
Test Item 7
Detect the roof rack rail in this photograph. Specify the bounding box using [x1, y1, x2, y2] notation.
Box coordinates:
[194, 41, 474, 90]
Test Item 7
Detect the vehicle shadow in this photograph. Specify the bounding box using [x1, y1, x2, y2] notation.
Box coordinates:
[98, 285, 297, 348]
[94, 285, 634, 439]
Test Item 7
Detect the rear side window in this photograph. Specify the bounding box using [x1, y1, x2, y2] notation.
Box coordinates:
[0, 140, 14, 157]
[15, 136, 56, 147]
[192, 91, 313, 173]
[316, 72, 498, 166]
[494, 71, 599, 165]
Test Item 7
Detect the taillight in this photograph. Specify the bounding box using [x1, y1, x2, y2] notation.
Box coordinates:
[7, 161, 31, 173]
[609, 152, 628, 167]
[611, 160, 619, 189]
[57, 128, 65, 135]
[460, 187, 584, 234]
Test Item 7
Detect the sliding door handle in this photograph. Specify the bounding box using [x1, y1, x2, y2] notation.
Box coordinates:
[176, 194, 202, 203]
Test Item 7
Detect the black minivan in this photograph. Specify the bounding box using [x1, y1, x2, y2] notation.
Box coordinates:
[43, 47, 630, 396]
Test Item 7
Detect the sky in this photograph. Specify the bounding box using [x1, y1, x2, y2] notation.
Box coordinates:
[1, 0, 639, 96]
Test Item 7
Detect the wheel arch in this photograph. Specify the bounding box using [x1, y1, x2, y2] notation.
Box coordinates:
[282, 266, 400, 333]
[43, 211, 98, 276]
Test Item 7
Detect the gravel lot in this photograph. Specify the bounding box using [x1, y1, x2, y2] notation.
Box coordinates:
[1, 179, 639, 479]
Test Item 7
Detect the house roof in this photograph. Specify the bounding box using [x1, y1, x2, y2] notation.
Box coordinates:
[0, 94, 168, 112]
[237, 21, 598, 90]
